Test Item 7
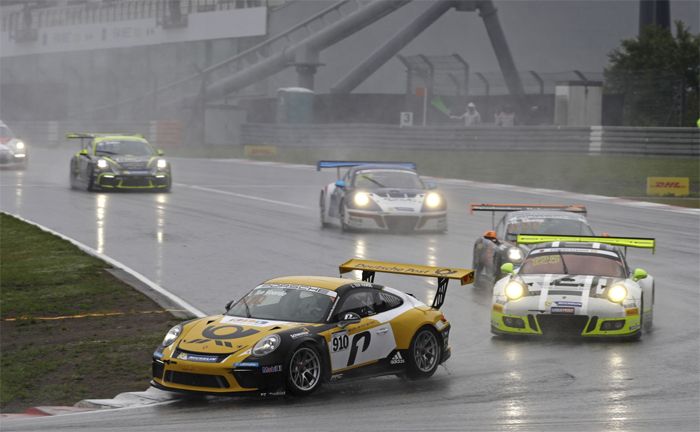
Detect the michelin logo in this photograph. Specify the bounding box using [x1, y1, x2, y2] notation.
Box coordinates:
[390, 352, 405, 365]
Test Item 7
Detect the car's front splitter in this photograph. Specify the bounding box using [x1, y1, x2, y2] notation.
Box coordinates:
[345, 210, 446, 231]
[490, 309, 641, 338]
[96, 173, 170, 190]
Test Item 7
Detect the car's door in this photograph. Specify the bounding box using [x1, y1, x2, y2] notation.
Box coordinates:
[326, 289, 397, 372]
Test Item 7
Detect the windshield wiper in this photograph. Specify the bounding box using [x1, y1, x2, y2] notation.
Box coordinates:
[241, 297, 252, 318]
[360, 175, 386, 188]
[558, 250, 570, 275]
[96, 150, 118, 155]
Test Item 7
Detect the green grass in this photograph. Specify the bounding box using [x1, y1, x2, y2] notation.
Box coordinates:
[171, 146, 699, 206]
[0, 213, 179, 412]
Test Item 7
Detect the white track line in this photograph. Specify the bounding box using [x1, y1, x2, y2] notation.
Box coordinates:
[177, 183, 313, 210]
[2, 212, 206, 319]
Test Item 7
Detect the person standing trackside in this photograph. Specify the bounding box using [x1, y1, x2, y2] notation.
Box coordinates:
[451, 102, 482, 126]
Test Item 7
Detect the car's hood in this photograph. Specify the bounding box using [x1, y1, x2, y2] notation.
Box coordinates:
[105, 155, 153, 164]
[177, 315, 307, 354]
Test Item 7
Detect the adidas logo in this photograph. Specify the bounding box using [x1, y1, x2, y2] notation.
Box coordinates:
[390, 352, 405, 365]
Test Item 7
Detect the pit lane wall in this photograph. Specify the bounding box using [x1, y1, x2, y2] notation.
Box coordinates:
[240, 124, 699, 157]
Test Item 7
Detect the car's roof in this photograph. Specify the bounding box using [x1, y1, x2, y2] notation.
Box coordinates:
[93, 135, 148, 143]
[506, 210, 588, 222]
[263, 276, 359, 291]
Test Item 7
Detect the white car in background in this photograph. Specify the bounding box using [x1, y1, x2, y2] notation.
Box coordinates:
[318, 161, 447, 233]
[0, 120, 27, 169]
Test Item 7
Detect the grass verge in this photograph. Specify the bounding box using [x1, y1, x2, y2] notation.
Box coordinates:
[171, 146, 699, 208]
[0, 213, 180, 413]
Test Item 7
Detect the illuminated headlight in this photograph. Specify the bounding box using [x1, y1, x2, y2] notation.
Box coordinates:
[505, 281, 527, 301]
[156, 159, 168, 169]
[15, 141, 25, 150]
[96, 159, 109, 169]
[162, 324, 182, 347]
[252, 334, 281, 357]
[425, 192, 442, 208]
[607, 284, 628, 303]
[507, 248, 523, 261]
[353, 192, 371, 207]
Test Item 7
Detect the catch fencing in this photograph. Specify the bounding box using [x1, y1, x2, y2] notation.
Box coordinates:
[241, 124, 699, 157]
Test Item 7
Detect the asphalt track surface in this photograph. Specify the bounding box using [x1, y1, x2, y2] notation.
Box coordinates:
[2, 147, 699, 432]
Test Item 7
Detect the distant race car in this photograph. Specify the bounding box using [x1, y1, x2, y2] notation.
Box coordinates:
[0, 120, 28, 169]
[491, 235, 655, 339]
[68, 133, 171, 192]
[151, 259, 473, 396]
[318, 161, 447, 232]
[470, 204, 592, 288]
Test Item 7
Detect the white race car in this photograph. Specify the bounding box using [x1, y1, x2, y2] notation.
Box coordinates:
[0, 120, 27, 169]
[491, 235, 655, 340]
[318, 161, 447, 233]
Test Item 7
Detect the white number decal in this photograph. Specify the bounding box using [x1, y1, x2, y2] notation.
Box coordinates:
[331, 332, 349, 352]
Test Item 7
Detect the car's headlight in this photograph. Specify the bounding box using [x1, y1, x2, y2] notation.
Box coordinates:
[156, 159, 167, 169]
[424, 192, 442, 208]
[15, 141, 25, 150]
[607, 284, 627, 303]
[252, 334, 281, 357]
[162, 324, 182, 346]
[507, 247, 523, 261]
[353, 192, 371, 207]
[96, 159, 109, 169]
[505, 280, 527, 301]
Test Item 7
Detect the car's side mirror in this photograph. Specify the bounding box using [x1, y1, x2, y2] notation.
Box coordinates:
[338, 312, 361, 328]
[425, 181, 437, 190]
[335, 180, 346, 188]
[632, 268, 647, 281]
[157, 149, 164, 156]
[224, 300, 234, 312]
[501, 263, 514, 274]
[483, 230, 498, 242]
[79, 149, 89, 156]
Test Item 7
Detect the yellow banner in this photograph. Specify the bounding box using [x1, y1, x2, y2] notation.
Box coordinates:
[339, 259, 474, 285]
[244, 145, 277, 157]
[646, 177, 689, 197]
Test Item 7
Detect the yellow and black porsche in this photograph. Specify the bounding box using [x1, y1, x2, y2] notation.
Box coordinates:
[68, 133, 171, 192]
[151, 260, 473, 396]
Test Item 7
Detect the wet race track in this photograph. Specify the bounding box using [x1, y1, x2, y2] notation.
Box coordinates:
[2, 147, 699, 431]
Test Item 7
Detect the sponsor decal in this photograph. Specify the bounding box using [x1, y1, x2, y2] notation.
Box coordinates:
[290, 328, 310, 339]
[262, 365, 283, 374]
[390, 351, 405, 365]
[234, 362, 259, 368]
[550, 307, 575, 314]
[177, 352, 220, 363]
[201, 324, 259, 340]
[646, 177, 689, 197]
[555, 301, 583, 307]
[256, 283, 338, 298]
[259, 390, 286, 397]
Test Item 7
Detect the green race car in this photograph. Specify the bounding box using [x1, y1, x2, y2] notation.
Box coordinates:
[68, 133, 171, 192]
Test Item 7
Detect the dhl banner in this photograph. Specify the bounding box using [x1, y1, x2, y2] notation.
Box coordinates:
[646, 177, 689, 197]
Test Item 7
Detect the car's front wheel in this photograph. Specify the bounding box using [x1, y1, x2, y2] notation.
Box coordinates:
[286, 345, 323, 396]
[406, 327, 441, 379]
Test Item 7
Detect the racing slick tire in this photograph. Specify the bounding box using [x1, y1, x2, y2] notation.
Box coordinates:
[642, 291, 653, 333]
[286, 344, 324, 396]
[87, 167, 98, 192]
[319, 191, 330, 229]
[472, 244, 486, 288]
[69, 162, 79, 190]
[339, 201, 350, 233]
[406, 326, 441, 379]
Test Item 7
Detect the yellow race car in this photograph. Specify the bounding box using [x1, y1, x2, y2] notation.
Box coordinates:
[151, 260, 473, 396]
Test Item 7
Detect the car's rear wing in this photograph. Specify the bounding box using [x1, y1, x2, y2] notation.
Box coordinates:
[339, 258, 473, 309]
[66, 132, 144, 140]
[317, 161, 416, 178]
[470, 203, 587, 228]
[516, 234, 656, 254]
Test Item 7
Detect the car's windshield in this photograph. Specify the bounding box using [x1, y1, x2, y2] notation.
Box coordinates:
[505, 218, 593, 241]
[353, 170, 424, 189]
[519, 252, 626, 277]
[226, 284, 336, 323]
[94, 139, 154, 156]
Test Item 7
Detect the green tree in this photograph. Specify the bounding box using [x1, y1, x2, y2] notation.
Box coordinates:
[605, 21, 699, 126]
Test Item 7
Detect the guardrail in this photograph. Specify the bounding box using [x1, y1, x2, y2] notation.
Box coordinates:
[240, 124, 700, 156]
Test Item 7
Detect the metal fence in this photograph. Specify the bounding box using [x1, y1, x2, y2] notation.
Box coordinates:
[240, 123, 700, 157]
